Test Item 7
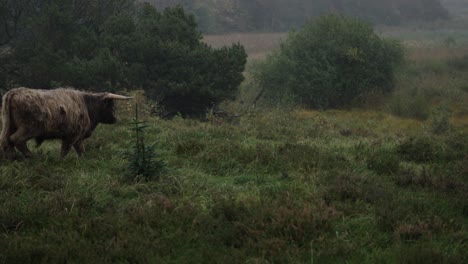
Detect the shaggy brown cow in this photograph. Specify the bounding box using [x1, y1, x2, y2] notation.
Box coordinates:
[0, 87, 132, 158]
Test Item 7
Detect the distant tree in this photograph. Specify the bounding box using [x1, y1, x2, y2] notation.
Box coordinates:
[0, 0, 28, 46]
[252, 15, 404, 109]
[125, 5, 247, 116]
[1, 0, 136, 88]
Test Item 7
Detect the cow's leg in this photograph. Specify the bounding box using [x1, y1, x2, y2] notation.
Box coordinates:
[61, 140, 73, 158]
[15, 142, 32, 158]
[9, 128, 33, 158]
[0, 142, 16, 159]
[1, 136, 15, 155]
[73, 141, 85, 157]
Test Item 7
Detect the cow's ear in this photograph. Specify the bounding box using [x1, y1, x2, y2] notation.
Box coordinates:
[104, 93, 133, 100]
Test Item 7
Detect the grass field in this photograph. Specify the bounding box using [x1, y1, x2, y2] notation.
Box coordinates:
[1, 23, 468, 263]
[1, 100, 467, 263]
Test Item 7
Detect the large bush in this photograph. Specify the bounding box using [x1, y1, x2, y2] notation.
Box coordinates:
[94, 5, 247, 116]
[1, 1, 247, 116]
[253, 15, 404, 109]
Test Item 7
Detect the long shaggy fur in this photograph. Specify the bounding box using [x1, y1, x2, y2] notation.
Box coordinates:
[3, 88, 90, 142]
[0, 89, 13, 152]
[0, 87, 124, 158]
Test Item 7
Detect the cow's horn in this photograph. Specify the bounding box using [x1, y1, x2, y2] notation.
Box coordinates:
[105, 93, 133, 100]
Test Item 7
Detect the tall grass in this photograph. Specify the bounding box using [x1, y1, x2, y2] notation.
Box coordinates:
[1, 102, 467, 262]
[383, 44, 468, 120]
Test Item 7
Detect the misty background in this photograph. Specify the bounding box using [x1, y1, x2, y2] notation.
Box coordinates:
[145, 0, 456, 33]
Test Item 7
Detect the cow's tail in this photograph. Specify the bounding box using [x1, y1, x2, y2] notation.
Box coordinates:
[0, 90, 14, 153]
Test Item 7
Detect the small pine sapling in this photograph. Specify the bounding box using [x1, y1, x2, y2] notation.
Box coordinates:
[123, 103, 164, 181]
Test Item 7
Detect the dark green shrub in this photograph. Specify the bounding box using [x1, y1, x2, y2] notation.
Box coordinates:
[397, 137, 436, 163]
[367, 149, 400, 175]
[148, 41, 247, 117]
[95, 5, 246, 115]
[252, 14, 404, 109]
[321, 172, 391, 210]
[376, 194, 461, 239]
[396, 133, 467, 166]
[444, 133, 468, 161]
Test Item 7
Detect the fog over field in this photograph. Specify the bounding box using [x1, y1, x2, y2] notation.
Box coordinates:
[146, 0, 454, 33]
[197, 0, 468, 59]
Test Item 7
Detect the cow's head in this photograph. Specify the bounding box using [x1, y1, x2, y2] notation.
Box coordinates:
[85, 93, 133, 124]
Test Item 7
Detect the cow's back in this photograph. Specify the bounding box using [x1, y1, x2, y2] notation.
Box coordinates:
[8, 88, 91, 140]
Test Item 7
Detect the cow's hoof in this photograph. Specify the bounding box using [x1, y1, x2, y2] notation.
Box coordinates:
[0, 152, 18, 161]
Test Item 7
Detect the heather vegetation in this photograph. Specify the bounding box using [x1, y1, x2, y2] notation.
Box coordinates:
[0, 99, 467, 262]
[1, 0, 468, 263]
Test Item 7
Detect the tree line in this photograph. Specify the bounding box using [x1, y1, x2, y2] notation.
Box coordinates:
[146, 0, 450, 33]
[0, 0, 247, 116]
[0, 0, 438, 114]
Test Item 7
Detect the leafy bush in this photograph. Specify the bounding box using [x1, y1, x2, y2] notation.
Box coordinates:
[397, 137, 436, 163]
[252, 15, 404, 109]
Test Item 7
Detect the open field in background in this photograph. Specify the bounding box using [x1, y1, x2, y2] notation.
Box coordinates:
[204, 26, 468, 61]
[204, 0, 468, 59]
[443, 0, 468, 17]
